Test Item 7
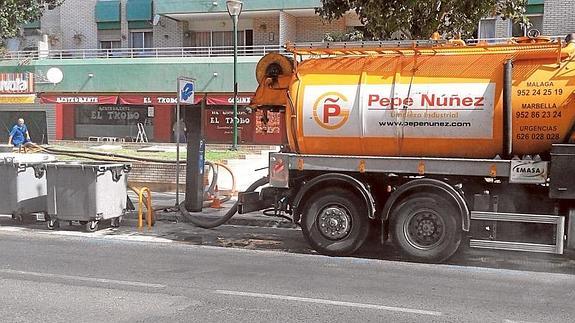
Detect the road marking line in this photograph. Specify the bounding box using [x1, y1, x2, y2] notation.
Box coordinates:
[214, 290, 442, 316]
[0, 226, 173, 243]
[504, 320, 539, 323]
[0, 269, 165, 289]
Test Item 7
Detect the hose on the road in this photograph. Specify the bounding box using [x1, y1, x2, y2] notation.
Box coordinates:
[262, 208, 293, 222]
[34, 144, 180, 164]
[178, 176, 269, 229]
[29, 143, 280, 228]
[28, 143, 238, 206]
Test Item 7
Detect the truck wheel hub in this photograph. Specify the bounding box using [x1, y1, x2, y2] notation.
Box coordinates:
[318, 206, 351, 240]
[404, 210, 445, 250]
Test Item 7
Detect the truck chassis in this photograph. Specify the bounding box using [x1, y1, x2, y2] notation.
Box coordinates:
[239, 145, 574, 262]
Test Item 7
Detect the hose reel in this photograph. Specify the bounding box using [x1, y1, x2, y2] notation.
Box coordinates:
[255, 53, 294, 86]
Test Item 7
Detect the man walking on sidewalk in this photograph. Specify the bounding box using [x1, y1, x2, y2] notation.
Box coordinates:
[8, 118, 32, 152]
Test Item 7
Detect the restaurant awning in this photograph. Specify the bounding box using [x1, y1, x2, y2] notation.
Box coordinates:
[39, 94, 253, 106]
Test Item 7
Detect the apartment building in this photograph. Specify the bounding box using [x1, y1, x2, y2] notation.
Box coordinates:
[9, 0, 564, 144]
[478, 0, 573, 39]
[1, 0, 360, 144]
[13, 0, 360, 52]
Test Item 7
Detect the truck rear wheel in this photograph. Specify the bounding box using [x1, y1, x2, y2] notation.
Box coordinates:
[301, 188, 369, 256]
[390, 193, 461, 263]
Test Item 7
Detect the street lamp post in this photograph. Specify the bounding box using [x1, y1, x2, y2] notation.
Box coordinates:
[226, 0, 243, 150]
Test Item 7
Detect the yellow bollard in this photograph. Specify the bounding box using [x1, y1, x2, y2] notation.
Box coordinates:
[143, 188, 153, 230]
[132, 186, 154, 230]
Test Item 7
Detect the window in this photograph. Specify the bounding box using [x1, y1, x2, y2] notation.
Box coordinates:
[130, 31, 153, 49]
[478, 19, 496, 39]
[23, 29, 40, 37]
[512, 15, 543, 37]
[212, 31, 245, 46]
[191, 31, 250, 47]
[527, 15, 543, 35]
[100, 40, 121, 49]
[192, 32, 211, 47]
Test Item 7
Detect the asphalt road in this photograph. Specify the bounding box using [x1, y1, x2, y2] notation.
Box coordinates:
[0, 229, 574, 322]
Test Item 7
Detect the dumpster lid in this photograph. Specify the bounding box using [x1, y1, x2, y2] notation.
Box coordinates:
[45, 161, 131, 170]
[1, 153, 57, 165]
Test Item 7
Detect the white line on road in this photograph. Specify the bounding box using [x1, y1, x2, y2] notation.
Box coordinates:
[0, 269, 166, 289]
[0, 226, 174, 243]
[214, 290, 442, 316]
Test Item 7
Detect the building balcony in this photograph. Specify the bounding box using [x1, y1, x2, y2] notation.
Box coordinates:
[1, 44, 285, 61]
[155, 0, 321, 16]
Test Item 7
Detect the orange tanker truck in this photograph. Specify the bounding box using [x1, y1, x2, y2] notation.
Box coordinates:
[238, 35, 575, 262]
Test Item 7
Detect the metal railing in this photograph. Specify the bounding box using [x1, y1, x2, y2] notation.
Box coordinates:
[3, 35, 569, 61]
[1, 44, 286, 61]
[292, 35, 568, 50]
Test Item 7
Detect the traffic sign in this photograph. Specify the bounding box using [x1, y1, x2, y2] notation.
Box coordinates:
[178, 78, 195, 104]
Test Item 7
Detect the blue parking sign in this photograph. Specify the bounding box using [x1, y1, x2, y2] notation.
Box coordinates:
[178, 79, 195, 104]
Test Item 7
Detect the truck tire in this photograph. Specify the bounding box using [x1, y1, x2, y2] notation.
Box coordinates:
[390, 193, 461, 263]
[301, 188, 369, 256]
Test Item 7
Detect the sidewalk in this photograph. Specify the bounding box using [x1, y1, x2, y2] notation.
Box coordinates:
[0, 212, 308, 254]
[126, 191, 296, 229]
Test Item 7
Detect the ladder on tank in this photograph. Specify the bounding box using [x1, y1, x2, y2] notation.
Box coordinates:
[287, 39, 448, 55]
[135, 123, 148, 143]
[287, 35, 566, 56]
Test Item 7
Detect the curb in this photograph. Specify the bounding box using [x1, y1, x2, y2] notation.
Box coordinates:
[123, 210, 298, 229]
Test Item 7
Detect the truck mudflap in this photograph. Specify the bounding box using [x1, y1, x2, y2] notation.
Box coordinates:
[269, 153, 289, 188]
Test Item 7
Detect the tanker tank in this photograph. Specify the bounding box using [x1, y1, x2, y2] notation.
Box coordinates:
[252, 36, 575, 159]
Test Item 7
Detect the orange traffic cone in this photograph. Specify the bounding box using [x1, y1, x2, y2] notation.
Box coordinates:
[210, 185, 223, 209]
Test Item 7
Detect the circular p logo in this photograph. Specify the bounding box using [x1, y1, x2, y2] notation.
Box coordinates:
[312, 92, 350, 130]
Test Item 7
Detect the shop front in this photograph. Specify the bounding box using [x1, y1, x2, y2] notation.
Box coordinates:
[0, 73, 55, 144]
[204, 95, 284, 145]
[42, 94, 173, 142]
[41, 93, 284, 144]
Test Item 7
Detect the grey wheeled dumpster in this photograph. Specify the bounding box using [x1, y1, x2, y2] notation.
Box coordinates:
[45, 162, 131, 232]
[0, 157, 50, 221]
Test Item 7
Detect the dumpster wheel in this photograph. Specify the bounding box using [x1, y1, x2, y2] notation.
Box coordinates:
[11, 212, 23, 223]
[110, 216, 122, 228]
[85, 220, 99, 232]
[47, 219, 59, 230]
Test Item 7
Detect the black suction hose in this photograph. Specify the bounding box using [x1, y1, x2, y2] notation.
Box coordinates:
[40, 145, 179, 164]
[178, 176, 269, 228]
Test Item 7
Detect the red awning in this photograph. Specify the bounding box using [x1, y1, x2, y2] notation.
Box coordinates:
[120, 94, 252, 106]
[40, 95, 118, 105]
[206, 95, 252, 106]
[118, 95, 202, 106]
[39, 94, 253, 106]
